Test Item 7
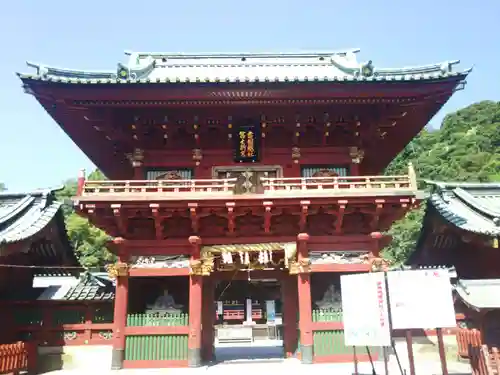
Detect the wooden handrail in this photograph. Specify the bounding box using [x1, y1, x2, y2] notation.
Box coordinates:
[82, 178, 237, 195]
[80, 171, 418, 197]
[261, 174, 415, 192]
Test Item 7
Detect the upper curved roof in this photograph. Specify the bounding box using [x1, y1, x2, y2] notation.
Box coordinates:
[0, 188, 64, 245]
[426, 181, 500, 237]
[16, 49, 471, 85]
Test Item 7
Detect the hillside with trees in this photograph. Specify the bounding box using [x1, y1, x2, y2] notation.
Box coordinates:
[53, 101, 499, 268]
[382, 100, 500, 263]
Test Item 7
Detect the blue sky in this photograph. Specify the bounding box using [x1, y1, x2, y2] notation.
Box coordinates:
[1, 0, 498, 192]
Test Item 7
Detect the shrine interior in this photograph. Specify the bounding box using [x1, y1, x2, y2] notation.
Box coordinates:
[128, 277, 189, 315]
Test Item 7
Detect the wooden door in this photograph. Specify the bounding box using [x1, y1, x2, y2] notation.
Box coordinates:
[215, 167, 279, 194]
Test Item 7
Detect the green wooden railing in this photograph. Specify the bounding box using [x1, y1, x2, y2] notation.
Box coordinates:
[126, 313, 189, 327]
[125, 313, 189, 362]
[312, 308, 342, 322]
[312, 308, 379, 358]
[125, 335, 188, 361]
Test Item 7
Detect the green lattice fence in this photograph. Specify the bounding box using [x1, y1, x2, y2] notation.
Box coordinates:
[312, 308, 342, 322]
[126, 313, 188, 327]
[125, 313, 189, 362]
[312, 308, 379, 359]
[125, 335, 188, 361]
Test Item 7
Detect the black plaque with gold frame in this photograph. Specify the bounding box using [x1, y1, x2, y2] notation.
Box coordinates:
[233, 122, 261, 163]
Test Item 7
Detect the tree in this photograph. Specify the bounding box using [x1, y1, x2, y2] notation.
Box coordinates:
[0, 183, 6, 192]
[382, 100, 500, 264]
[57, 169, 116, 268]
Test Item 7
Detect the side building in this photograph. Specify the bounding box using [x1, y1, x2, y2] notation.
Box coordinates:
[408, 181, 500, 358]
[17, 49, 470, 368]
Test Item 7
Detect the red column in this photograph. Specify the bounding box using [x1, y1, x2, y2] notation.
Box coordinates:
[76, 169, 85, 196]
[201, 277, 215, 362]
[188, 236, 203, 367]
[111, 274, 129, 370]
[282, 274, 298, 357]
[297, 233, 313, 364]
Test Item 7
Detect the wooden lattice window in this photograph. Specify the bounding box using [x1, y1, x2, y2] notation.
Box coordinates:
[301, 166, 349, 178]
[145, 169, 193, 180]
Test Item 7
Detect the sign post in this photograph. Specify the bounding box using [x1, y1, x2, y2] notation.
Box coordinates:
[341, 272, 391, 375]
[342, 268, 456, 375]
[387, 269, 455, 375]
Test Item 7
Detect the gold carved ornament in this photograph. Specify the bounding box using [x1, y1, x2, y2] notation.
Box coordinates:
[106, 262, 129, 279]
[288, 258, 311, 275]
[364, 254, 391, 272]
[189, 255, 214, 276]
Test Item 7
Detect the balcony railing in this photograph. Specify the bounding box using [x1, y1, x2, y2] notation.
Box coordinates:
[79, 164, 417, 199]
[82, 178, 237, 196]
[261, 174, 415, 193]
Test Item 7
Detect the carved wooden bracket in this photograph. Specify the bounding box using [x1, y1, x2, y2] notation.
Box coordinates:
[111, 204, 127, 236]
[126, 148, 144, 167]
[106, 261, 129, 279]
[299, 200, 309, 232]
[189, 258, 213, 276]
[150, 203, 163, 240]
[291, 146, 301, 163]
[289, 258, 311, 274]
[192, 148, 202, 166]
[226, 202, 235, 234]
[370, 200, 385, 231]
[189, 203, 199, 233]
[263, 201, 273, 234]
[335, 201, 347, 234]
[362, 253, 392, 272]
[349, 146, 365, 164]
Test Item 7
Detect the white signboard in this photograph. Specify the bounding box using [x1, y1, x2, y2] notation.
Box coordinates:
[387, 269, 456, 330]
[341, 272, 391, 347]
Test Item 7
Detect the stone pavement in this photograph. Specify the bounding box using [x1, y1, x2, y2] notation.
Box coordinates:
[43, 357, 472, 375]
[42, 344, 473, 375]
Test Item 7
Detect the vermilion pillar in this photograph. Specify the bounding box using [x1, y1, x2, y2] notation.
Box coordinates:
[188, 236, 203, 367]
[282, 274, 298, 357]
[201, 277, 215, 363]
[297, 233, 313, 364]
[111, 273, 129, 369]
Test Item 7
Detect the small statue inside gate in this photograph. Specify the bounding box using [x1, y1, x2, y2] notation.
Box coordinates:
[315, 284, 341, 309]
[147, 289, 183, 313]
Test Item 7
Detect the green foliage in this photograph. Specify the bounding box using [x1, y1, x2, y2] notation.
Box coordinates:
[57, 169, 116, 268]
[0, 183, 6, 192]
[383, 100, 500, 263]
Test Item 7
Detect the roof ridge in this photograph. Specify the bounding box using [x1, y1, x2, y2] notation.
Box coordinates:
[0, 186, 64, 198]
[17, 49, 472, 85]
[426, 180, 500, 190]
[126, 49, 362, 59]
[454, 187, 500, 219]
[0, 195, 35, 226]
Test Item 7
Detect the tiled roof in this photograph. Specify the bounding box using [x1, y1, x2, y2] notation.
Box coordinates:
[37, 272, 115, 301]
[17, 49, 471, 85]
[454, 278, 500, 309]
[426, 181, 500, 237]
[0, 189, 62, 245]
[63, 272, 115, 301]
